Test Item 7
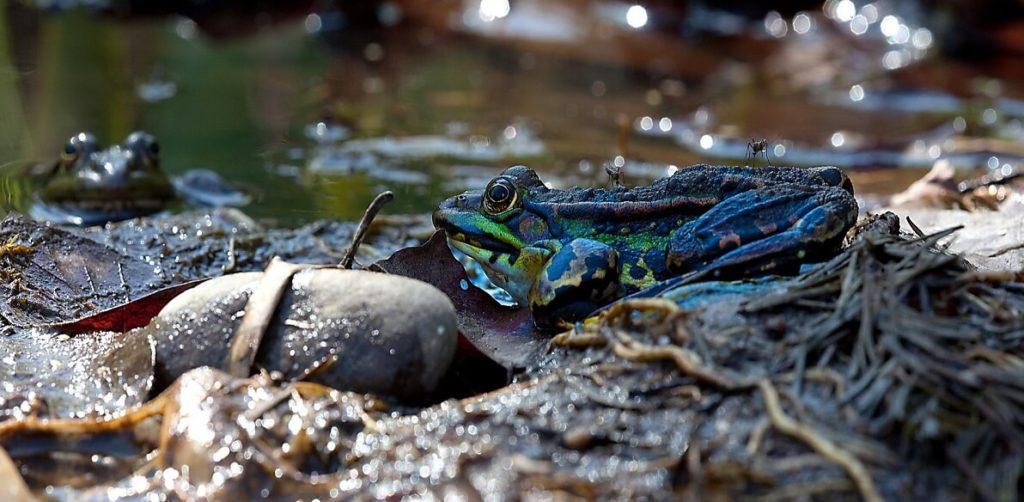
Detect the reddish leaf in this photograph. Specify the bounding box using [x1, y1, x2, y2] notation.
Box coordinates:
[374, 231, 545, 369]
[48, 279, 208, 334]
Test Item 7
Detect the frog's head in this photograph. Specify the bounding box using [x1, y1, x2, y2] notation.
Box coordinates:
[433, 166, 558, 304]
[39, 131, 176, 224]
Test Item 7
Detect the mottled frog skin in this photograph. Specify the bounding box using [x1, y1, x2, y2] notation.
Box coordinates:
[433, 164, 858, 328]
[35, 131, 176, 226]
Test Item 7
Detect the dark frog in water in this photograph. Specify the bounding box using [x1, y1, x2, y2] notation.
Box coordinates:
[31, 131, 248, 226]
[433, 165, 858, 328]
[32, 131, 176, 226]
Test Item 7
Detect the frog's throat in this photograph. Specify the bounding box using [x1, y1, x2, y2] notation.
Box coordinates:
[448, 238, 550, 306]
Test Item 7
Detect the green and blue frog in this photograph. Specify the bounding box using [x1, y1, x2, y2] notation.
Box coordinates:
[433, 165, 858, 328]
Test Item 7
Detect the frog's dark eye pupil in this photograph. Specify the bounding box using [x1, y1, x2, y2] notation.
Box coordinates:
[488, 184, 510, 202]
[64, 143, 77, 155]
[483, 178, 519, 214]
[148, 141, 160, 155]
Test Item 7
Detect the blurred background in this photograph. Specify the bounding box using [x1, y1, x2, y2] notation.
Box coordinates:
[1, 0, 1023, 223]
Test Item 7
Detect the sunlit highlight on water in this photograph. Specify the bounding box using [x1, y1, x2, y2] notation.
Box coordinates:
[861, 3, 879, 23]
[912, 29, 933, 49]
[982, 108, 999, 125]
[764, 11, 788, 37]
[478, 0, 510, 22]
[882, 49, 905, 69]
[626, 5, 648, 29]
[823, 0, 934, 63]
[893, 24, 911, 44]
[303, 14, 322, 33]
[849, 84, 865, 102]
[834, 0, 855, 22]
[849, 14, 868, 35]
[830, 132, 845, 147]
[175, 17, 197, 39]
[792, 13, 812, 34]
[880, 15, 899, 37]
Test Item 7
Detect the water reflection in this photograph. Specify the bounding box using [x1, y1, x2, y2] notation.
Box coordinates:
[0, 1, 1023, 225]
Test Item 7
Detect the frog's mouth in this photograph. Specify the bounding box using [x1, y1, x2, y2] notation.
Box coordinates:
[431, 202, 526, 257]
[32, 194, 174, 226]
[40, 165, 177, 220]
[444, 230, 523, 283]
[47, 197, 170, 213]
[443, 229, 520, 258]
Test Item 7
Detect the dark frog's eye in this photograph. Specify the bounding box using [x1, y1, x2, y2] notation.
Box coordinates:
[125, 131, 160, 166]
[483, 176, 519, 215]
[61, 132, 97, 162]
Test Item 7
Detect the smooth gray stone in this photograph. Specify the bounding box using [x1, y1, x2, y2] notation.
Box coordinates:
[146, 268, 458, 401]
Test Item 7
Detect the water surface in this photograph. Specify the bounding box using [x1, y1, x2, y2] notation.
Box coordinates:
[1, 1, 1022, 223]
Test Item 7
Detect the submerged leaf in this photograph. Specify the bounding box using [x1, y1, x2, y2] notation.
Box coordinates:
[0, 214, 166, 327]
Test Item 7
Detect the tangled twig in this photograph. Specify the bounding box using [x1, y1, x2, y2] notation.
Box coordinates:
[758, 379, 881, 502]
[612, 331, 742, 390]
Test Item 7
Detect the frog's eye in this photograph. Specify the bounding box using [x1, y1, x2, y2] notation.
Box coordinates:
[483, 177, 518, 214]
[126, 131, 160, 164]
[59, 140, 79, 168]
[61, 132, 95, 163]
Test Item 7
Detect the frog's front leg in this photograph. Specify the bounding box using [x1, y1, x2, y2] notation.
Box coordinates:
[530, 238, 621, 328]
[667, 184, 857, 277]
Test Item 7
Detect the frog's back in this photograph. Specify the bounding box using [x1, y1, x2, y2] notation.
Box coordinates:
[533, 165, 850, 222]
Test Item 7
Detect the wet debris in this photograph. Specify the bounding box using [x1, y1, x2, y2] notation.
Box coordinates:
[97, 209, 432, 280]
[0, 368, 379, 500]
[1, 209, 1022, 499]
[742, 212, 1024, 499]
[886, 202, 1024, 273]
[0, 213, 166, 327]
[0, 212, 1011, 498]
[0, 326, 154, 421]
[539, 211, 1024, 499]
[890, 160, 1023, 211]
[0, 210, 431, 330]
